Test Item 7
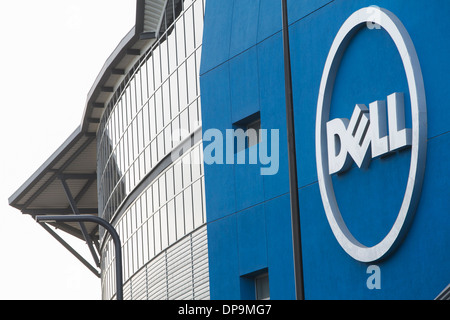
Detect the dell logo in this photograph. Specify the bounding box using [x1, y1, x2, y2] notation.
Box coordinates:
[327, 92, 411, 175]
[315, 7, 427, 263]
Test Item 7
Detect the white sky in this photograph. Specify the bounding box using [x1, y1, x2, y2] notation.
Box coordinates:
[0, 1, 136, 300]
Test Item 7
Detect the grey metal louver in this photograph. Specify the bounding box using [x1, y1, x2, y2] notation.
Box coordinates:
[143, 0, 167, 33]
[436, 284, 450, 300]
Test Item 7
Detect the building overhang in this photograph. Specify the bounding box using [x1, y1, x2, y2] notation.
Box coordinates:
[8, 127, 98, 241]
[8, 0, 171, 276]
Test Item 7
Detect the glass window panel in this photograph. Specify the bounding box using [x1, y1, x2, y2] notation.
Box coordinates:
[176, 15, 186, 64]
[120, 99, 126, 134]
[194, 0, 204, 48]
[146, 58, 155, 95]
[187, 54, 198, 104]
[175, 194, 185, 239]
[160, 205, 168, 249]
[167, 199, 176, 244]
[126, 86, 132, 123]
[146, 186, 153, 214]
[141, 190, 148, 221]
[130, 205, 135, 238]
[136, 111, 143, 153]
[132, 233, 138, 274]
[164, 124, 172, 153]
[184, 6, 195, 55]
[166, 167, 175, 200]
[189, 99, 199, 130]
[151, 140, 158, 168]
[123, 242, 129, 279]
[159, 174, 167, 206]
[168, 27, 178, 73]
[157, 133, 165, 162]
[180, 108, 189, 140]
[145, 146, 151, 176]
[129, 163, 135, 190]
[155, 89, 163, 133]
[154, 211, 161, 253]
[139, 153, 146, 182]
[134, 161, 140, 187]
[184, 186, 194, 234]
[178, 63, 188, 110]
[192, 179, 203, 228]
[149, 96, 156, 140]
[160, 38, 169, 82]
[137, 226, 143, 269]
[153, 181, 160, 211]
[137, 70, 143, 109]
[132, 119, 139, 160]
[201, 177, 206, 222]
[162, 81, 171, 126]
[148, 217, 155, 259]
[141, 60, 149, 102]
[153, 48, 161, 88]
[174, 160, 183, 194]
[136, 197, 142, 227]
[125, 210, 131, 240]
[172, 115, 181, 146]
[170, 73, 179, 116]
[130, 77, 137, 115]
[142, 103, 150, 147]
[191, 145, 201, 181]
[182, 153, 191, 187]
[142, 219, 149, 263]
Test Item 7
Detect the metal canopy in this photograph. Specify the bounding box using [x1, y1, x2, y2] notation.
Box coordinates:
[8, 127, 101, 276]
[9, 127, 98, 239]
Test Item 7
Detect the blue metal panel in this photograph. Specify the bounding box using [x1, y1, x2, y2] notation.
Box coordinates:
[265, 194, 296, 300]
[237, 204, 267, 276]
[234, 149, 265, 212]
[206, 214, 241, 300]
[200, 63, 236, 223]
[287, 0, 335, 25]
[229, 47, 261, 124]
[257, 0, 282, 42]
[258, 33, 290, 200]
[201, 0, 450, 300]
[229, 0, 260, 57]
[200, 0, 234, 75]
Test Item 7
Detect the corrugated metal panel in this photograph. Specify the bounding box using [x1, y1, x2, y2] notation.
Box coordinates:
[118, 226, 210, 300]
[143, 0, 167, 33]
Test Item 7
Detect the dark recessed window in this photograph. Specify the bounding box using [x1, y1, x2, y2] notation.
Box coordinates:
[233, 111, 261, 152]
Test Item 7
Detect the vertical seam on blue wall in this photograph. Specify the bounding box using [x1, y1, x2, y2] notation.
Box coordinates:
[256, 0, 263, 49]
[228, 0, 236, 60]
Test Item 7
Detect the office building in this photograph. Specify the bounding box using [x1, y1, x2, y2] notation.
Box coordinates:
[9, 0, 450, 300]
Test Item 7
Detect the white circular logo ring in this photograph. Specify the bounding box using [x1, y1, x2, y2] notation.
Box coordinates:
[316, 7, 427, 262]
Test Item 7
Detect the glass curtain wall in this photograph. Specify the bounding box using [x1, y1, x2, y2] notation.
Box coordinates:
[97, 0, 207, 300]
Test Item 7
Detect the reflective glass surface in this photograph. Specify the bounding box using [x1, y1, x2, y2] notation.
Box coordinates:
[98, 0, 207, 300]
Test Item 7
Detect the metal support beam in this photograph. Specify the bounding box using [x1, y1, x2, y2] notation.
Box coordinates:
[281, 0, 305, 301]
[60, 178, 100, 268]
[39, 223, 100, 278]
[36, 215, 123, 300]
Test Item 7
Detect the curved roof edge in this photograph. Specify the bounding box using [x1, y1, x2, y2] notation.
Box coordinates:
[81, 0, 167, 133]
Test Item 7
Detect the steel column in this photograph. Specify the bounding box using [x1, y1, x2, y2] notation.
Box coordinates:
[60, 177, 101, 268]
[36, 215, 123, 300]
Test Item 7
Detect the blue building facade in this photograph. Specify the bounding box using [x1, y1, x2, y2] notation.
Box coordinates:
[200, 0, 450, 300]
